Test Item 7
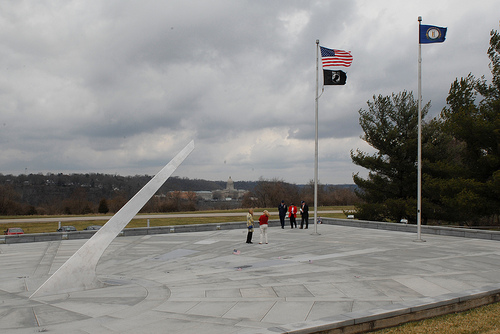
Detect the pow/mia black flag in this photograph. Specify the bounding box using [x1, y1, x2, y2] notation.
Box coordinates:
[323, 69, 347, 85]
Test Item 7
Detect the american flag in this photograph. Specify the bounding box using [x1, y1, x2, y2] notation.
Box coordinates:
[320, 46, 353, 68]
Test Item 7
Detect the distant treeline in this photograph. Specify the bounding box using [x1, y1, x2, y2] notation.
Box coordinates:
[0, 173, 358, 216]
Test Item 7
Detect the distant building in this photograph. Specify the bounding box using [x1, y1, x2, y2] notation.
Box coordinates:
[226, 176, 235, 191]
[212, 176, 247, 201]
[196, 191, 213, 201]
[196, 176, 247, 201]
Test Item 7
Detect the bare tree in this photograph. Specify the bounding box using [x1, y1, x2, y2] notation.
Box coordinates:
[250, 178, 300, 208]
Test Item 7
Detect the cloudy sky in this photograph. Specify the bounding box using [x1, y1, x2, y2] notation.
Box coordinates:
[1, 1, 498, 184]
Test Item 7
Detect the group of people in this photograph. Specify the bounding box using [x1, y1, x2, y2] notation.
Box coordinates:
[278, 200, 309, 229]
[246, 208, 269, 244]
[245, 200, 309, 244]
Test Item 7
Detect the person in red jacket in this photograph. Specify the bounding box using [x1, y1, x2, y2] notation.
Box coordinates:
[258, 210, 270, 244]
[288, 203, 297, 228]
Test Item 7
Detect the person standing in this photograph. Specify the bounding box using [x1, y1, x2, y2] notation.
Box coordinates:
[278, 200, 288, 229]
[300, 200, 309, 229]
[259, 210, 270, 244]
[246, 208, 254, 244]
[288, 203, 297, 228]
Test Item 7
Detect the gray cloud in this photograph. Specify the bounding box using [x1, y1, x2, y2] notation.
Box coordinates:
[0, 0, 498, 184]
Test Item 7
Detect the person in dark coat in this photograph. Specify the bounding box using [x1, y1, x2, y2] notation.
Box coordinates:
[300, 200, 309, 229]
[278, 200, 288, 229]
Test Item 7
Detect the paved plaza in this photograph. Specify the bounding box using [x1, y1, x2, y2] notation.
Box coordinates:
[1, 223, 500, 333]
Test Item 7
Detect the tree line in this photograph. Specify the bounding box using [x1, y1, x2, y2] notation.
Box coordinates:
[242, 178, 359, 209]
[351, 30, 500, 227]
[0, 173, 359, 216]
[0, 174, 242, 215]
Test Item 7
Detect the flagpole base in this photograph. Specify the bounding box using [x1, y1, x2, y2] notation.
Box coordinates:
[413, 238, 426, 243]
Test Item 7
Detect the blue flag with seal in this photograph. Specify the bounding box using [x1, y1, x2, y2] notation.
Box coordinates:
[420, 24, 447, 44]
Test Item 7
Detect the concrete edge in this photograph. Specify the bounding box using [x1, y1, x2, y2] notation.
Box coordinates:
[1, 220, 283, 244]
[262, 284, 500, 334]
[322, 218, 500, 241]
[5, 217, 500, 244]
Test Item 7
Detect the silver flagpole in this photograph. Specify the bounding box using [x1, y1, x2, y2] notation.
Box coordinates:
[416, 17, 425, 242]
[314, 39, 319, 234]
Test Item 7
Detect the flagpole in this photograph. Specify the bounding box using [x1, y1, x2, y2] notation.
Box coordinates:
[314, 39, 319, 235]
[416, 16, 425, 242]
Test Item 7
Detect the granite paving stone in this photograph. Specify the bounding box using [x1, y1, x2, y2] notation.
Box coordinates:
[1, 224, 500, 333]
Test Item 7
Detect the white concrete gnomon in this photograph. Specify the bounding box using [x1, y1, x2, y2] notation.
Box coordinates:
[30, 140, 195, 299]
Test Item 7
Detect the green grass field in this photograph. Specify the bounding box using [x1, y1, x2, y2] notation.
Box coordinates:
[370, 301, 500, 334]
[0, 206, 351, 234]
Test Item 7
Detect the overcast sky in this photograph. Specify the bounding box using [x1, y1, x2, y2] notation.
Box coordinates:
[1, 1, 498, 184]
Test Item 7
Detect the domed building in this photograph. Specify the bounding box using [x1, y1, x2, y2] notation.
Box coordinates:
[211, 176, 246, 201]
[226, 176, 235, 191]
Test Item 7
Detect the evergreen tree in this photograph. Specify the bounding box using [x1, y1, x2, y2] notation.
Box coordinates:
[351, 91, 430, 223]
[425, 30, 500, 224]
[98, 198, 109, 214]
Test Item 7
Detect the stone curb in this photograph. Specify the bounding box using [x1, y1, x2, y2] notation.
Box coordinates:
[0, 219, 283, 244]
[4, 217, 500, 244]
[261, 284, 500, 334]
[323, 218, 500, 241]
